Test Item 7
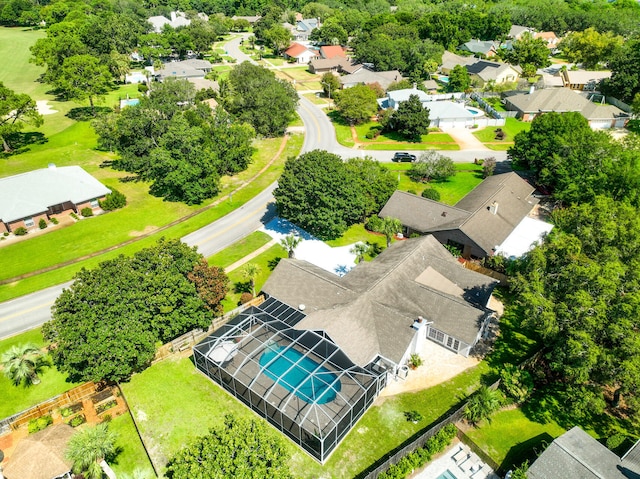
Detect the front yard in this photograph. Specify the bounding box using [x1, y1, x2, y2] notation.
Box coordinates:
[472, 118, 531, 151]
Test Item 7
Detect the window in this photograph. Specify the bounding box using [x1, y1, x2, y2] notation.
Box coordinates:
[428, 328, 445, 343]
[24, 217, 34, 227]
[90, 199, 99, 208]
[446, 337, 460, 351]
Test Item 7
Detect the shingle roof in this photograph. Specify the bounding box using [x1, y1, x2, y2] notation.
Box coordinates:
[339, 69, 403, 90]
[3, 424, 75, 479]
[0, 166, 111, 223]
[262, 236, 497, 367]
[441, 51, 477, 71]
[564, 70, 611, 85]
[459, 39, 497, 55]
[506, 88, 625, 119]
[284, 42, 310, 58]
[528, 427, 627, 479]
[319, 45, 345, 59]
[466, 60, 518, 82]
[508, 25, 533, 38]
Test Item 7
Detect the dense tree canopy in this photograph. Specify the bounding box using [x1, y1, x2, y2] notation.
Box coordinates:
[274, 150, 397, 240]
[388, 94, 431, 141]
[44, 239, 228, 382]
[558, 28, 623, 69]
[223, 62, 298, 137]
[54, 54, 112, 114]
[166, 415, 292, 479]
[334, 84, 378, 125]
[0, 82, 43, 152]
[501, 31, 551, 72]
[602, 36, 640, 104]
[448, 65, 471, 93]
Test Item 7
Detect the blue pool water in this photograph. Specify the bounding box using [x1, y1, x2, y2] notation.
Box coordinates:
[467, 109, 480, 115]
[122, 98, 140, 107]
[436, 470, 459, 479]
[439, 75, 450, 83]
[259, 345, 341, 404]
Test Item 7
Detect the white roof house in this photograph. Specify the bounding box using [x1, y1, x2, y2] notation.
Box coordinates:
[0, 165, 111, 225]
[148, 11, 192, 33]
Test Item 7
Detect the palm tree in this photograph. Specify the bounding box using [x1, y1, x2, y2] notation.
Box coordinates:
[463, 385, 504, 425]
[380, 217, 402, 248]
[66, 424, 118, 479]
[280, 233, 302, 259]
[241, 263, 262, 296]
[1, 343, 49, 386]
[350, 242, 369, 264]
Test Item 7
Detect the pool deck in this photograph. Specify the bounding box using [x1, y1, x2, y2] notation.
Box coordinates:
[412, 440, 501, 479]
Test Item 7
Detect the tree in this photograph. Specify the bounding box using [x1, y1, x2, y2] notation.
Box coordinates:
[463, 386, 504, 425]
[55, 54, 113, 115]
[1, 343, 49, 386]
[0, 82, 43, 152]
[503, 31, 551, 70]
[350, 242, 369, 264]
[334, 84, 378, 125]
[321, 72, 340, 101]
[602, 36, 640, 103]
[559, 28, 623, 70]
[482, 157, 496, 178]
[380, 217, 402, 248]
[166, 415, 292, 479]
[280, 234, 302, 259]
[44, 239, 212, 382]
[408, 151, 456, 183]
[187, 259, 229, 316]
[344, 157, 398, 218]
[389, 94, 431, 141]
[263, 25, 291, 54]
[224, 62, 298, 137]
[448, 65, 471, 92]
[66, 424, 117, 479]
[309, 21, 348, 45]
[241, 263, 261, 296]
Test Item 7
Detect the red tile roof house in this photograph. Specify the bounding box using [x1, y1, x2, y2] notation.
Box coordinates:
[283, 42, 317, 64]
[0, 165, 111, 234]
[319, 45, 346, 59]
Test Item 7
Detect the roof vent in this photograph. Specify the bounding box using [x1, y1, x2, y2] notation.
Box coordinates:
[441, 211, 447, 217]
[299, 304, 306, 311]
[488, 202, 499, 215]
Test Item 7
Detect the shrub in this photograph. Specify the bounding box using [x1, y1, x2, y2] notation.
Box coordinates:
[60, 407, 74, 418]
[483, 157, 497, 178]
[70, 213, 79, 220]
[500, 364, 534, 402]
[39, 218, 47, 229]
[96, 400, 117, 414]
[3, 232, 8, 236]
[607, 432, 627, 450]
[67, 414, 86, 427]
[28, 415, 53, 434]
[100, 188, 127, 211]
[421, 188, 441, 201]
[407, 189, 417, 195]
[13, 227, 27, 236]
[365, 125, 383, 139]
[365, 215, 383, 233]
[81, 207, 93, 217]
[137, 83, 148, 93]
[239, 292, 254, 305]
[405, 410, 423, 423]
[51, 217, 59, 225]
[102, 414, 113, 423]
[409, 353, 423, 368]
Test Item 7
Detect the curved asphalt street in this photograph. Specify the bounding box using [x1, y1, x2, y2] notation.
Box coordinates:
[0, 46, 507, 339]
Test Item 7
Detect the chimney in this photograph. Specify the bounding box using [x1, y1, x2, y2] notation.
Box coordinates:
[529, 85, 535, 95]
[170, 11, 177, 22]
[489, 201, 499, 215]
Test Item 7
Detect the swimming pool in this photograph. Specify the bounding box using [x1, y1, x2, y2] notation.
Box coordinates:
[259, 345, 341, 404]
[466, 107, 484, 116]
[121, 98, 140, 107]
[436, 470, 459, 479]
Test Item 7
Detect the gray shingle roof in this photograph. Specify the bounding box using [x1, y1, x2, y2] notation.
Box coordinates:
[529, 427, 627, 479]
[339, 69, 403, 90]
[0, 166, 111, 223]
[459, 39, 497, 55]
[262, 236, 497, 367]
[466, 60, 518, 82]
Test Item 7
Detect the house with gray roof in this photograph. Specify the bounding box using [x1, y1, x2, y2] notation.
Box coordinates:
[147, 11, 192, 33]
[458, 39, 498, 57]
[153, 59, 213, 81]
[339, 68, 403, 90]
[380, 173, 541, 258]
[440, 51, 520, 86]
[561, 69, 612, 91]
[508, 24, 534, 40]
[503, 87, 628, 129]
[0, 165, 111, 233]
[529, 426, 640, 479]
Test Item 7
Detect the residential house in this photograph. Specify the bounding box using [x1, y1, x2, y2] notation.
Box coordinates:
[458, 39, 498, 57]
[508, 24, 535, 40]
[534, 31, 560, 50]
[319, 45, 345, 59]
[561, 69, 611, 91]
[440, 51, 477, 74]
[0, 165, 111, 234]
[294, 18, 319, 41]
[3, 424, 75, 479]
[187, 77, 219, 92]
[193, 236, 497, 462]
[231, 15, 261, 24]
[147, 11, 192, 33]
[339, 68, 403, 90]
[423, 79, 439, 92]
[379, 173, 544, 259]
[308, 57, 362, 75]
[153, 59, 213, 81]
[528, 426, 640, 479]
[284, 42, 317, 64]
[503, 87, 628, 128]
[440, 52, 519, 86]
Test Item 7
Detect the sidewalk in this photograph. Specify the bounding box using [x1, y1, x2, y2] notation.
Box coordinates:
[225, 239, 278, 272]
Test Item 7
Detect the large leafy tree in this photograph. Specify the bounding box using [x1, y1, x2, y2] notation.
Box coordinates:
[503, 31, 551, 71]
[66, 424, 117, 479]
[1, 343, 49, 386]
[334, 84, 378, 125]
[0, 82, 43, 152]
[54, 54, 113, 115]
[44, 239, 224, 382]
[558, 28, 623, 70]
[167, 415, 292, 479]
[448, 65, 471, 93]
[223, 62, 298, 137]
[602, 36, 640, 103]
[389, 94, 431, 141]
[408, 151, 456, 183]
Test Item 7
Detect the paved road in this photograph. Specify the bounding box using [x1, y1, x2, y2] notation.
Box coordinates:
[224, 34, 257, 65]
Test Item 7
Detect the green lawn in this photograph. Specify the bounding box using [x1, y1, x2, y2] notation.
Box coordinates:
[109, 412, 156, 478]
[207, 231, 272, 269]
[0, 27, 47, 98]
[326, 223, 386, 249]
[464, 408, 565, 471]
[303, 92, 330, 106]
[472, 118, 531, 150]
[121, 356, 490, 478]
[384, 162, 484, 205]
[288, 111, 304, 127]
[0, 133, 303, 302]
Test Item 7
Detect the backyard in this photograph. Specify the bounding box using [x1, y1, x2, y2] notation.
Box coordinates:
[472, 118, 531, 151]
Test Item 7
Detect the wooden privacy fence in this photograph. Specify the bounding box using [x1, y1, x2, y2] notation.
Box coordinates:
[461, 260, 509, 285]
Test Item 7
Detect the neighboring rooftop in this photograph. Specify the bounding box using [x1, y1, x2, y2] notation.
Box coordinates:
[0, 165, 111, 223]
[319, 45, 345, 59]
[563, 69, 612, 85]
[284, 42, 311, 58]
[339, 68, 403, 90]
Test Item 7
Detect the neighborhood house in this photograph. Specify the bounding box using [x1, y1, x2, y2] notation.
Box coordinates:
[194, 236, 497, 462]
[0, 165, 111, 234]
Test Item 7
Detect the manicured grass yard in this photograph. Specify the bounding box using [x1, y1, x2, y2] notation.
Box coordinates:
[109, 411, 156, 478]
[121, 355, 490, 478]
[472, 118, 531, 150]
[207, 231, 272, 269]
[464, 408, 565, 471]
[303, 92, 331, 106]
[326, 223, 386, 250]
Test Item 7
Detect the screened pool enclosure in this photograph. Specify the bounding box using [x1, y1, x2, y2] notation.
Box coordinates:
[193, 296, 386, 462]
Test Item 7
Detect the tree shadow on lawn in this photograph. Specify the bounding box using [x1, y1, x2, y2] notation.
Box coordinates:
[1, 131, 47, 155]
[498, 432, 553, 474]
[66, 106, 113, 121]
[327, 109, 350, 126]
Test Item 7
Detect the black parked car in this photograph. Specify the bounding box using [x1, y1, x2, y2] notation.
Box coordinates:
[392, 152, 417, 162]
